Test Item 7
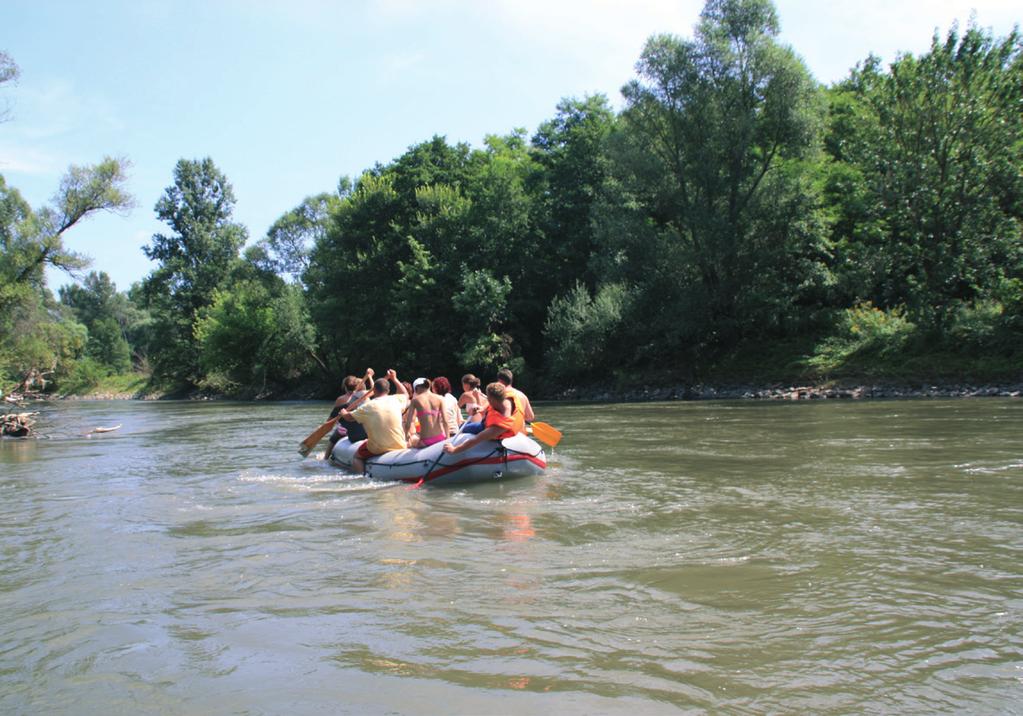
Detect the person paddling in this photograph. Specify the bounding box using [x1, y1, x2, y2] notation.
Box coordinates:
[323, 369, 372, 459]
[443, 382, 524, 456]
[496, 367, 534, 428]
[339, 369, 410, 474]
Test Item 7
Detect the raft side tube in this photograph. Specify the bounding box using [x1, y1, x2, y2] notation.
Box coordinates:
[329, 432, 546, 486]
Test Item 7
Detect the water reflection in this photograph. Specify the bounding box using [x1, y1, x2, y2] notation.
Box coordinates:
[1, 399, 1021, 715]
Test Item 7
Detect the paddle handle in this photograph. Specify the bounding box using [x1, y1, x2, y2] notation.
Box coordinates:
[298, 417, 338, 457]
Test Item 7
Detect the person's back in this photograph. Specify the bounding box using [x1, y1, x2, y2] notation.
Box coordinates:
[496, 368, 534, 428]
[354, 392, 408, 454]
[338, 390, 368, 443]
[432, 376, 462, 436]
[406, 379, 448, 447]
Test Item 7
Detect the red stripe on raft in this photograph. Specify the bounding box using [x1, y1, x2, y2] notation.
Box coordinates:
[398, 454, 547, 484]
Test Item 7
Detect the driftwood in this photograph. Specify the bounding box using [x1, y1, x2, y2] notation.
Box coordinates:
[86, 424, 122, 435]
[1, 411, 38, 437]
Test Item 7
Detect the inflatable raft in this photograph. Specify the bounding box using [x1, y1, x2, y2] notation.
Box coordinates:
[329, 432, 546, 486]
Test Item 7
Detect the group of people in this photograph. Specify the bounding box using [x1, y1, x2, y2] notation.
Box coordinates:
[323, 367, 535, 473]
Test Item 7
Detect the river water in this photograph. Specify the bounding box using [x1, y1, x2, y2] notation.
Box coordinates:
[1, 399, 1021, 714]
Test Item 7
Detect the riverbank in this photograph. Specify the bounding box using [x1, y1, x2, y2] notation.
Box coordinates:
[50, 377, 1023, 403]
[551, 381, 1023, 402]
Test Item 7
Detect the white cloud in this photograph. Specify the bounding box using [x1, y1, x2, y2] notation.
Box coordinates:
[0, 142, 62, 175]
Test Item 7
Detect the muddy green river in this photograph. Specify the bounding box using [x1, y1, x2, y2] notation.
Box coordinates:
[2, 399, 1021, 714]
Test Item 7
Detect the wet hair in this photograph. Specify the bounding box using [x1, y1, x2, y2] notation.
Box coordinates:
[432, 376, 452, 395]
[372, 378, 391, 396]
[485, 382, 507, 401]
[496, 368, 513, 385]
[461, 374, 480, 389]
[342, 375, 361, 392]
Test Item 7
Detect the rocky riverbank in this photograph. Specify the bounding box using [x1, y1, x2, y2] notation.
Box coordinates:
[551, 382, 1023, 402]
[33, 377, 1023, 403]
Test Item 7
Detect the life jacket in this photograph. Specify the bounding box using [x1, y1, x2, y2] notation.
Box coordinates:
[503, 387, 528, 434]
[483, 394, 524, 439]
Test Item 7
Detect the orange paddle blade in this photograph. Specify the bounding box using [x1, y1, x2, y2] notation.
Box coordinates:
[530, 421, 562, 447]
[298, 417, 337, 457]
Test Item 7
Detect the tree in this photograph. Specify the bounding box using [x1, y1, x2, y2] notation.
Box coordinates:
[60, 271, 134, 373]
[194, 280, 315, 393]
[256, 190, 344, 282]
[1, 161, 133, 389]
[616, 0, 829, 352]
[531, 94, 617, 294]
[1, 50, 18, 123]
[0, 159, 133, 313]
[826, 24, 1023, 329]
[141, 158, 247, 384]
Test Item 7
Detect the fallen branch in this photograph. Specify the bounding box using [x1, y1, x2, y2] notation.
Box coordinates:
[87, 424, 122, 435]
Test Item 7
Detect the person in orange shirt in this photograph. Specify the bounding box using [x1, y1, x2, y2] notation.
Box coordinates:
[443, 382, 523, 455]
[496, 368, 534, 425]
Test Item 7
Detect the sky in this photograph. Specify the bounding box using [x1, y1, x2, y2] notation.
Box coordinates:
[2, 0, 1020, 293]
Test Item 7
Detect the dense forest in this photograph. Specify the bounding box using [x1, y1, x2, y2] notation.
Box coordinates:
[2, 0, 1021, 399]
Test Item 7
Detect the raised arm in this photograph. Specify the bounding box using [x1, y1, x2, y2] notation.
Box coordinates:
[444, 424, 504, 454]
[388, 369, 408, 398]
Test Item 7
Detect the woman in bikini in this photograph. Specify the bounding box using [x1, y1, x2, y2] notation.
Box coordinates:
[458, 373, 486, 421]
[404, 378, 451, 448]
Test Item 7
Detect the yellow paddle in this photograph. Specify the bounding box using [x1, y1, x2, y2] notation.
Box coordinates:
[298, 417, 337, 457]
[529, 421, 562, 448]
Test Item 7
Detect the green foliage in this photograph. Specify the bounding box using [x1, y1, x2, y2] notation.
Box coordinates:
[59, 271, 138, 373]
[805, 302, 917, 374]
[827, 24, 1023, 326]
[615, 0, 828, 353]
[1, 161, 132, 390]
[194, 281, 315, 393]
[10, 1, 1018, 395]
[452, 268, 514, 370]
[60, 356, 107, 394]
[141, 158, 247, 384]
[255, 192, 341, 281]
[544, 282, 630, 380]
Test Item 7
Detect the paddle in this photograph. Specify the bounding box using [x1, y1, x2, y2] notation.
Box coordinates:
[529, 421, 562, 448]
[298, 417, 337, 457]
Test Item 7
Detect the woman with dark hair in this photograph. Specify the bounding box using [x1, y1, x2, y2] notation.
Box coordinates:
[432, 376, 462, 436]
[458, 373, 485, 420]
[323, 369, 372, 459]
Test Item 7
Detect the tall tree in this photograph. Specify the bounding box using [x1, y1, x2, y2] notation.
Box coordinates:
[531, 94, 616, 293]
[0, 159, 133, 313]
[256, 188, 345, 282]
[60, 271, 134, 373]
[1, 161, 132, 388]
[1, 50, 19, 123]
[826, 24, 1023, 328]
[616, 0, 829, 351]
[141, 158, 246, 384]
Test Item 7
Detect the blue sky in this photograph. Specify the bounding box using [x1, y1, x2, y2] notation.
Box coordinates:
[2, 0, 1019, 293]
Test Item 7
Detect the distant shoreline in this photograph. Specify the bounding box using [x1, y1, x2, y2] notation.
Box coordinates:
[51, 379, 1023, 403]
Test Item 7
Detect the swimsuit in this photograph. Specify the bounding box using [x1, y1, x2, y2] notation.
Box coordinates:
[419, 434, 446, 447]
